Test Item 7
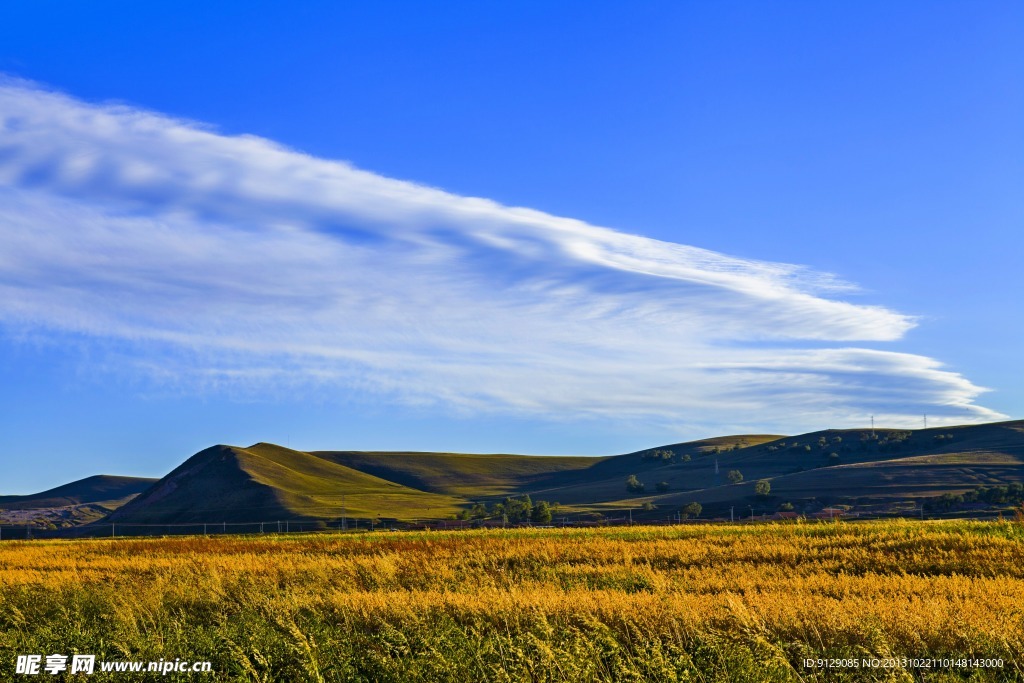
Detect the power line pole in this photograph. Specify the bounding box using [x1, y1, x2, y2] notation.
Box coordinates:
[730, 506, 734, 523]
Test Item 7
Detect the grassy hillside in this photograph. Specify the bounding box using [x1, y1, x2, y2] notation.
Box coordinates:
[311, 450, 604, 497]
[612, 420, 1024, 515]
[108, 443, 462, 524]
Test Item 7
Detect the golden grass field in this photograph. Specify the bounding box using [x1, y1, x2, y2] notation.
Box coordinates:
[2, 521, 1023, 681]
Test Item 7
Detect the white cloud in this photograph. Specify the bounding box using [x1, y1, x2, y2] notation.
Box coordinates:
[0, 78, 1004, 430]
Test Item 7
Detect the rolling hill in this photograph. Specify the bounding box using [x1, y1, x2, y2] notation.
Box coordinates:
[14, 420, 1024, 527]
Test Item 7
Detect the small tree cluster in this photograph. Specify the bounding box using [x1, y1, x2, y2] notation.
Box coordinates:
[626, 474, 645, 493]
[924, 482, 1024, 511]
[458, 495, 556, 523]
[642, 449, 676, 462]
[680, 502, 702, 519]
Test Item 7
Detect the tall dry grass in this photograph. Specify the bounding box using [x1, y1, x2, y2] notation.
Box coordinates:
[2, 521, 1023, 681]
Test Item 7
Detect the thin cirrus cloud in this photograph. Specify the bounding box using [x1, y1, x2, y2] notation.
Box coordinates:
[0, 78, 1004, 430]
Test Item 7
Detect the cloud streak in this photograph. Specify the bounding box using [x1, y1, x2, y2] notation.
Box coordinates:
[0, 78, 1004, 430]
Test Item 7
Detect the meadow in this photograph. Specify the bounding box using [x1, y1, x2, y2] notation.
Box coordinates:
[2, 521, 1023, 682]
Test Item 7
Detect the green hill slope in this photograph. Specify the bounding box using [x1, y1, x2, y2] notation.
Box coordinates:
[309, 450, 605, 497]
[108, 443, 462, 523]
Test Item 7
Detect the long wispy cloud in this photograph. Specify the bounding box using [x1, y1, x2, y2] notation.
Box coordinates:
[0, 78, 1004, 430]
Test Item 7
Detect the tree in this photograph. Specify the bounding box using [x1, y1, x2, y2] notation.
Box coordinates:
[727, 469, 743, 484]
[497, 495, 533, 522]
[656, 481, 670, 493]
[531, 501, 552, 524]
[681, 502, 702, 519]
[641, 501, 657, 511]
[680, 453, 691, 463]
[755, 479, 771, 497]
[626, 474, 645, 493]
[778, 501, 794, 512]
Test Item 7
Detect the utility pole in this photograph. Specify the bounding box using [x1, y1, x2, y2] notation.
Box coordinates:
[871, 415, 875, 438]
[924, 414, 928, 429]
[342, 495, 347, 531]
[730, 506, 734, 523]
[628, 508, 632, 525]
[749, 505, 754, 521]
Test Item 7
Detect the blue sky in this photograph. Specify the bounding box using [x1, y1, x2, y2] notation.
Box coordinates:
[1, 2, 1021, 493]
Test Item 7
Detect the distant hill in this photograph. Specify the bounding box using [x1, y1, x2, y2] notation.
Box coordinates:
[0, 474, 158, 528]
[31, 420, 1024, 527]
[0, 475, 157, 509]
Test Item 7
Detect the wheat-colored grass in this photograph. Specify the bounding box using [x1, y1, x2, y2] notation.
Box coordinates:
[2, 520, 1022, 681]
